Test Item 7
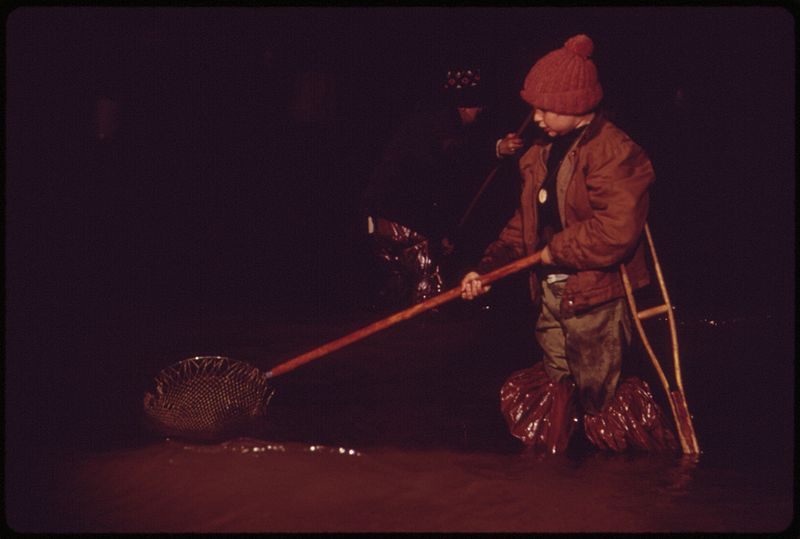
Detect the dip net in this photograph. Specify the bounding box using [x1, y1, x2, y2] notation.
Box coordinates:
[143, 356, 275, 441]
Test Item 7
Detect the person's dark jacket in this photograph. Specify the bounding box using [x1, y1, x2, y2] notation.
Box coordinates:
[363, 107, 498, 242]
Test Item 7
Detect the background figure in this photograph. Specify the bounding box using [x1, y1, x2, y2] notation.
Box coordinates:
[362, 65, 522, 309]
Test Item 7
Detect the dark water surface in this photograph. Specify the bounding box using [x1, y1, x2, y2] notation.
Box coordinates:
[7, 299, 794, 533]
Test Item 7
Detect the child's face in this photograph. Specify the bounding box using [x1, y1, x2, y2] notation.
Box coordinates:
[533, 108, 581, 137]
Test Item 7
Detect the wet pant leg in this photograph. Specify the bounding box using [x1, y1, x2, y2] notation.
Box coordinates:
[536, 279, 631, 415]
[534, 280, 678, 452]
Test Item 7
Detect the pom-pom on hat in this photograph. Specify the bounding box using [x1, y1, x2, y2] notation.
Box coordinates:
[519, 34, 603, 115]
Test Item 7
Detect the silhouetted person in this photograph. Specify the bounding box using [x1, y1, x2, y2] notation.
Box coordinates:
[363, 66, 521, 309]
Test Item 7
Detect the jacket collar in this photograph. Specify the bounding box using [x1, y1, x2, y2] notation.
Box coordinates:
[577, 109, 608, 147]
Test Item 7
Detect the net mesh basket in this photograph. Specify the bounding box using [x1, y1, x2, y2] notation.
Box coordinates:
[143, 356, 275, 441]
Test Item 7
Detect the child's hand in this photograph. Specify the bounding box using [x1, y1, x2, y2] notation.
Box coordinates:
[498, 132, 524, 156]
[540, 246, 554, 265]
[461, 271, 491, 300]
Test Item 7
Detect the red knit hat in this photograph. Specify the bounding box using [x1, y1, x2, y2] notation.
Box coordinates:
[519, 34, 603, 115]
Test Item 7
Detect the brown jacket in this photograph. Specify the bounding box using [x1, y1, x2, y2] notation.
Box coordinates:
[477, 113, 653, 317]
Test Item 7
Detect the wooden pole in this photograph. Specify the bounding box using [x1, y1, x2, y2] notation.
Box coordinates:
[621, 224, 700, 455]
[266, 252, 542, 379]
[457, 112, 533, 229]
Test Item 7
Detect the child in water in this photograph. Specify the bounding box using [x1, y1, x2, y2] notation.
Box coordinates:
[461, 34, 677, 454]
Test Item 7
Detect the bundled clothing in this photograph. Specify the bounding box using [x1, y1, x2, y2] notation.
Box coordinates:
[477, 111, 653, 318]
[474, 34, 678, 453]
[482, 112, 677, 453]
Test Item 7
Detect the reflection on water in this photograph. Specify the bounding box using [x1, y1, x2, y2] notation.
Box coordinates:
[181, 438, 364, 457]
[21, 434, 789, 534]
[6, 312, 794, 533]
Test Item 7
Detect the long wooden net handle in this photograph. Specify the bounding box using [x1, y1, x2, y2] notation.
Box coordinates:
[266, 252, 542, 379]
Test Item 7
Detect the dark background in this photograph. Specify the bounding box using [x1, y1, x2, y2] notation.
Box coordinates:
[5, 7, 795, 450]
